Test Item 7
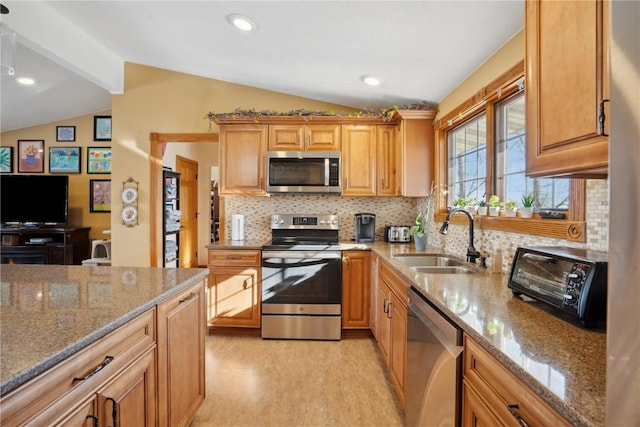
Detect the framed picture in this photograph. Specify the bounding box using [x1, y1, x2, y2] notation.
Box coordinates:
[93, 116, 112, 141]
[17, 140, 44, 173]
[87, 146, 112, 174]
[49, 147, 81, 173]
[0, 146, 13, 173]
[90, 179, 111, 213]
[56, 126, 76, 142]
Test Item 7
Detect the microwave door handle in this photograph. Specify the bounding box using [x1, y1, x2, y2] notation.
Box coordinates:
[324, 158, 330, 186]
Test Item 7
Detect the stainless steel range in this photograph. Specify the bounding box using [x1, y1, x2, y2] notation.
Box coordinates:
[261, 214, 342, 340]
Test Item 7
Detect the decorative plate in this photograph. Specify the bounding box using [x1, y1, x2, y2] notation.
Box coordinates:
[121, 187, 138, 204]
[121, 205, 138, 225]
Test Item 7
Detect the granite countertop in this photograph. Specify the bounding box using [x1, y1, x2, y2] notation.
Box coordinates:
[369, 242, 605, 427]
[0, 264, 209, 396]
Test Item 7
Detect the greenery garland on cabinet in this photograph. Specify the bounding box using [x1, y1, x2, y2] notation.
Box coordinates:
[205, 101, 438, 124]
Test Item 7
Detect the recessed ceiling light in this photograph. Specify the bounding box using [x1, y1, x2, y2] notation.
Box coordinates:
[15, 76, 35, 85]
[226, 14, 257, 32]
[361, 75, 383, 86]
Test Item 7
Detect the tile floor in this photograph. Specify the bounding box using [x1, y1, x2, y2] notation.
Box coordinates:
[190, 335, 405, 427]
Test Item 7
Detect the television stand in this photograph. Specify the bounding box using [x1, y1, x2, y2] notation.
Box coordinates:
[0, 227, 91, 265]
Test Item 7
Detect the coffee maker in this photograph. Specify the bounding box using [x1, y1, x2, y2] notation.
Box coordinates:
[354, 213, 376, 243]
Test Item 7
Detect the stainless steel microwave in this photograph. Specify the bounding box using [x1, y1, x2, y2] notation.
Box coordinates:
[266, 151, 341, 194]
[508, 246, 608, 328]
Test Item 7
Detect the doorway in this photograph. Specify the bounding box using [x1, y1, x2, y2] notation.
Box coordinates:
[150, 133, 219, 267]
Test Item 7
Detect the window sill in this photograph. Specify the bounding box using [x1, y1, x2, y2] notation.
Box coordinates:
[434, 212, 586, 242]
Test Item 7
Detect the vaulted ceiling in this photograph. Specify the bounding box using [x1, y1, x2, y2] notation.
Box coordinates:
[0, 1, 523, 132]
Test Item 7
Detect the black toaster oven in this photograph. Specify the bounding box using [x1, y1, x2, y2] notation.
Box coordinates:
[508, 246, 608, 328]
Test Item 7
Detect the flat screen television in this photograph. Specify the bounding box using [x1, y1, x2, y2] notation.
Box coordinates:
[1, 175, 69, 226]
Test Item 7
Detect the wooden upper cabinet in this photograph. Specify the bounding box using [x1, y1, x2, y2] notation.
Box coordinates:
[341, 124, 377, 196]
[219, 125, 267, 195]
[268, 124, 340, 151]
[376, 125, 400, 196]
[525, 0, 609, 178]
[397, 110, 435, 197]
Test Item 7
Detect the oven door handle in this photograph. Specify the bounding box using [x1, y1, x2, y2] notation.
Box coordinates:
[262, 251, 342, 260]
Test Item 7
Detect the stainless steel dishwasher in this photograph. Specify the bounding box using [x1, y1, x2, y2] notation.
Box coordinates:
[406, 287, 463, 427]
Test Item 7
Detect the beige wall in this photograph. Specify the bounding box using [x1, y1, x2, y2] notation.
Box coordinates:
[111, 62, 357, 266]
[436, 30, 524, 118]
[1, 111, 113, 242]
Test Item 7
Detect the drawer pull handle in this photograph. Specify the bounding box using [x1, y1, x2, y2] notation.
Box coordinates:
[227, 256, 241, 260]
[73, 355, 114, 382]
[383, 298, 389, 314]
[180, 292, 198, 303]
[507, 404, 530, 427]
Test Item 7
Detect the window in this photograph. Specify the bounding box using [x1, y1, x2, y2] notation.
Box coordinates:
[434, 61, 586, 241]
[495, 92, 569, 210]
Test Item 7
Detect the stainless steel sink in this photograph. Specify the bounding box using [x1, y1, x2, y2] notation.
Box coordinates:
[410, 266, 479, 275]
[392, 255, 465, 267]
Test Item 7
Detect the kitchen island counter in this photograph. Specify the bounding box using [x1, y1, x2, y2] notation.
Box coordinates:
[0, 264, 208, 396]
[368, 242, 606, 427]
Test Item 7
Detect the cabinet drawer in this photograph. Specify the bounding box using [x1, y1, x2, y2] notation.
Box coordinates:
[0, 310, 156, 426]
[208, 249, 261, 266]
[464, 335, 571, 427]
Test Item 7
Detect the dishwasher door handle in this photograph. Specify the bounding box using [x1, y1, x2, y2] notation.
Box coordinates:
[408, 301, 463, 358]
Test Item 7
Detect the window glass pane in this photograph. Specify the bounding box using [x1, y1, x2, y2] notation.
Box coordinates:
[447, 114, 487, 205]
[496, 92, 569, 210]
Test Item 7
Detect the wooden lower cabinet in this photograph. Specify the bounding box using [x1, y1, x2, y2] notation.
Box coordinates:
[157, 279, 206, 426]
[0, 280, 207, 427]
[207, 249, 261, 328]
[341, 250, 371, 329]
[96, 347, 156, 427]
[376, 260, 408, 407]
[463, 334, 571, 426]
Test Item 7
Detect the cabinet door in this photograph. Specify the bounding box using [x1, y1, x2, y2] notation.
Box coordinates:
[208, 266, 261, 327]
[525, 0, 609, 177]
[157, 281, 205, 427]
[268, 125, 304, 151]
[342, 251, 371, 329]
[369, 254, 379, 339]
[376, 125, 399, 196]
[389, 291, 407, 406]
[341, 124, 376, 196]
[462, 381, 505, 427]
[305, 124, 340, 151]
[376, 278, 392, 365]
[97, 348, 156, 427]
[219, 125, 267, 195]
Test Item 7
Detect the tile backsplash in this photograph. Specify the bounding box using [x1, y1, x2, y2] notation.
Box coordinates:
[222, 179, 609, 273]
[223, 195, 417, 242]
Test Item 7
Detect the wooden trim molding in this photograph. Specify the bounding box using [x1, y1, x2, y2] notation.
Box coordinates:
[149, 132, 219, 267]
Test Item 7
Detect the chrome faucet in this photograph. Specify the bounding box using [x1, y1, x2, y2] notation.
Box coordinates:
[439, 208, 482, 264]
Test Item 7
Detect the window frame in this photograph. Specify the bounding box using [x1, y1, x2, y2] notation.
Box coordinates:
[433, 60, 587, 242]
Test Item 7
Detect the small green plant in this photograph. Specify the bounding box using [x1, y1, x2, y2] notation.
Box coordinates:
[477, 197, 487, 207]
[505, 200, 518, 209]
[453, 198, 468, 208]
[521, 194, 535, 208]
[409, 212, 425, 237]
[487, 195, 503, 207]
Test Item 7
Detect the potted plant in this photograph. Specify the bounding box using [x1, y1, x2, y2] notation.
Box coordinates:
[505, 200, 518, 217]
[521, 194, 535, 218]
[487, 195, 503, 216]
[409, 212, 428, 251]
[476, 197, 488, 216]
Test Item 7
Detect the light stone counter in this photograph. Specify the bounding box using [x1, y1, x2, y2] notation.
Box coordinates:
[0, 264, 209, 395]
[368, 242, 606, 427]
